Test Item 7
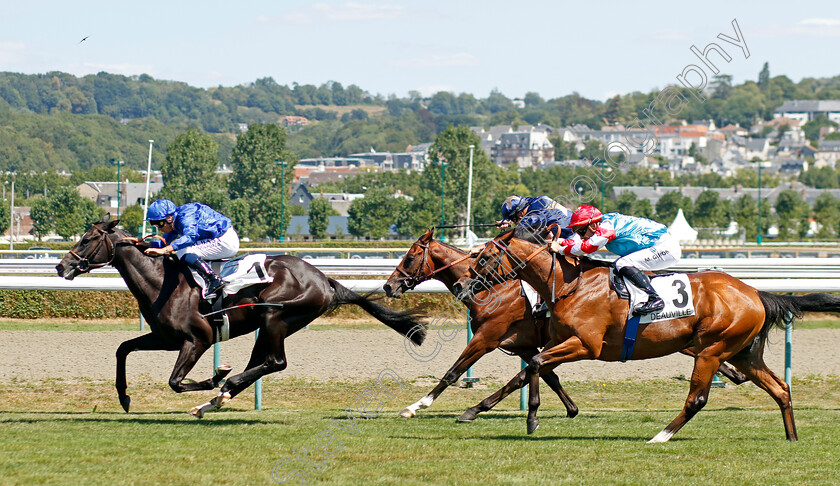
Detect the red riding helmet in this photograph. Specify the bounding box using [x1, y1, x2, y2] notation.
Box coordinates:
[569, 204, 603, 227]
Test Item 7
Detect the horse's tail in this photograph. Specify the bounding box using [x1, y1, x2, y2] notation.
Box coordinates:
[327, 278, 427, 346]
[757, 291, 840, 338]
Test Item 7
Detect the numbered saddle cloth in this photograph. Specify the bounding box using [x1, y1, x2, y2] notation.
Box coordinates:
[189, 254, 273, 297]
[625, 273, 696, 323]
[520, 281, 542, 316]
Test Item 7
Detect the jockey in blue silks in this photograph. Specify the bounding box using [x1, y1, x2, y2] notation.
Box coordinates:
[552, 204, 681, 315]
[498, 195, 574, 240]
[141, 199, 240, 298]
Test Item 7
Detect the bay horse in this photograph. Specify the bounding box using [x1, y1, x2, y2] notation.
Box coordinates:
[56, 215, 426, 417]
[383, 228, 579, 418]
[453, 230, 840, 442]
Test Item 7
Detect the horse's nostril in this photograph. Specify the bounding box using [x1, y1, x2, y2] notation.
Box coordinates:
[383, 284, 392, 296]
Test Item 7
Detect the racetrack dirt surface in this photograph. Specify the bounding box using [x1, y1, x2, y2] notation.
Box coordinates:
[2, 324, 838, 384]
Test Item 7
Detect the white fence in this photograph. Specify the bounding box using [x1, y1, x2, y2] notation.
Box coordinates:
[7, 257, 840, 293]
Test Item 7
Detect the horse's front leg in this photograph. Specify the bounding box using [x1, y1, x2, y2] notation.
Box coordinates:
[516, 349, 578, 418]
[190, 313, 297, 418]
[167, 338, 225, 393]
[115, 333, 172, 412]
[401, 332, 498, 418]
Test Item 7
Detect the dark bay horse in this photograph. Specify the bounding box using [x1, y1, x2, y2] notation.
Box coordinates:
[453, 230, 840, 442]
[56, 215, 426, 417]
[383, 228, 578, 418]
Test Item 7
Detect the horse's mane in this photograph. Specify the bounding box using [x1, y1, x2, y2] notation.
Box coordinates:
[433, 239, 468, 255]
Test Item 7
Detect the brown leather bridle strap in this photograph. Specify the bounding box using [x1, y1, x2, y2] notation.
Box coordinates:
[66, 229, 116, 271]
[399, 242, 473, 289]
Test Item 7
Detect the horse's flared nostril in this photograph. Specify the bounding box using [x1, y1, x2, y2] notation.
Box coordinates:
[382, 283, 392, 297]
[453, 282, 463, 295]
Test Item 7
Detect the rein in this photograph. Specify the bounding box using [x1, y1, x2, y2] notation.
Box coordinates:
[397, 242, 473, 290]
[477, 238, 580, 301]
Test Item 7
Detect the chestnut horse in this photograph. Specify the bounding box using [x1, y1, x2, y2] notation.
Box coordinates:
[56, 215, 426, 417]
[383, 228, 578, 418]
[383, 228, 744, 420]
[454, 230, 840, 442]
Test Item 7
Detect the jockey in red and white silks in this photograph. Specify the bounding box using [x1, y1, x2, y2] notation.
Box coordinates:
[553, 205, 681, 315]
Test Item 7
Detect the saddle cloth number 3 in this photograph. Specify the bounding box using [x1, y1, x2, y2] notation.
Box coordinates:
[630, 274, 696, 324]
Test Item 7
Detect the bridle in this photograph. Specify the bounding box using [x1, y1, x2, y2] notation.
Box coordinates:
[473, 236, 581, 301]
[66, 227, 116, 273]
[395, 241, 472, 291]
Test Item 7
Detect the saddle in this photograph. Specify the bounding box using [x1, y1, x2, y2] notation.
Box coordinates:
[189, 254, 273, 341]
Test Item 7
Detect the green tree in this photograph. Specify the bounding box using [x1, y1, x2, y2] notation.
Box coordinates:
[692, 190, 725, 228]
[42, 186, 103, 239]
[802, 114, 838, 143]
[615, 191, 638, 214]
[120, 203, 145, 237]
[159, 128, 225, 208]
[734, 194, 757, 240]
[655, 191, 693, 225]
[579, 140, 604, 161]
[347, 188, 404, 239]
[813, 192, 840, 238]
[308, 198, 331, 239]
[29, 197, 53, 241]
[774, 189, 809, 239]
[228, 124, 296, 239]
[423, 126, 499, 228]
[758, 62, 770, 91]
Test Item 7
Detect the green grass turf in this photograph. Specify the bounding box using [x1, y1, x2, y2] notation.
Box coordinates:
[1, 376, 839, 485]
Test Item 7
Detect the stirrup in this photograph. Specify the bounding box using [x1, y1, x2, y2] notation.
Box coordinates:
[204, 280, 226, 299]
[634, 298, 665, 315]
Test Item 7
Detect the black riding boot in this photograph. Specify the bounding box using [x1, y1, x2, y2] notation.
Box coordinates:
[618, 266, 664, 315]
[187, 257, 226, 298]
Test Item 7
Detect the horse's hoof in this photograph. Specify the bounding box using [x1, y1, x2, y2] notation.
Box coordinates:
[399, 408, 415, 418]
[188, 406, 205, 419]
[210, 391, 232, 408]
[458, 409, 478, 422]
[527, 419, 540, 435]
[213, 366, 232, 387]
[566, 407, 579, 419]
[120, 395, 131, 413]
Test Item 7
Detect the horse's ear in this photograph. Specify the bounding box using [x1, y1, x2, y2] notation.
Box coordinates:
[106, 219, 120, 231]
[100, 213, 112, 224]
[421, 227, 435, 241]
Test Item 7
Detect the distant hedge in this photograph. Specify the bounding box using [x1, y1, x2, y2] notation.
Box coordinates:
[0, 290, 454, 320]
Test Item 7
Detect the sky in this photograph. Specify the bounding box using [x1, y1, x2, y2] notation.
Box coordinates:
[2, 1, 840, 101]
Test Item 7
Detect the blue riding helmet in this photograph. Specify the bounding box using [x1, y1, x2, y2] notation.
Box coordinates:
[146, 199, 177, 221]
[501, 196, 523, 220]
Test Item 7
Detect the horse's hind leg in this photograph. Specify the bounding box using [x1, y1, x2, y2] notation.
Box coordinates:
[727, 347, 797, 441]
[681, 349, 749, 384]
[649, 353, 721, 443]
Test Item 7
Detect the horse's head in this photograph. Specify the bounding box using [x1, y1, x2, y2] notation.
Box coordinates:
[384, 228, 435, 298]
[453, 229, 519, 299]
[56, 214, 120, 280]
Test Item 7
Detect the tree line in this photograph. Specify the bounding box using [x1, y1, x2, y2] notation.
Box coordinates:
[3, 64, 840, 173]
